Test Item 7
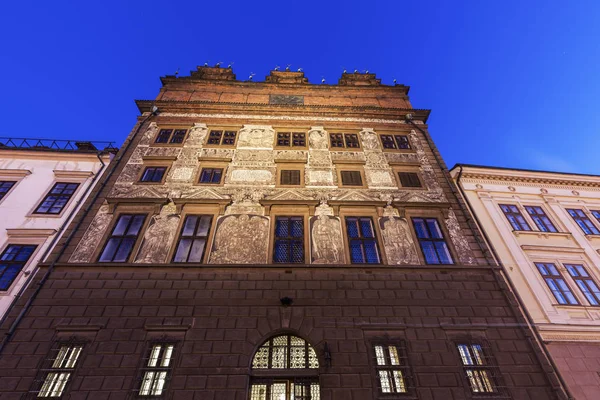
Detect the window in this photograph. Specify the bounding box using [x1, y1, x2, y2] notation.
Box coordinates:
[535, 262, 579, 305]
[250, 334, 320, 400]
[206, 129, 237, 146]
[591, 210, 600, 225]
[373, 343, 410, 395]
[381, 134, 410, 150]
[398, 172, 421, 188]
[345, 217, 380, 264]
[524, 206, 557, 233]
[173, 215, 212, 263]
[567, 209, 600, 235]
[140, 166, 167, 183]
[330, 133, 360, 149]
[155, 128, 187, 144]
[280, 170, 301, 186]
[34, 182, 79, 214]
[198, 168, 224, 184]
[0, 244, 36, 290]
[499, 204, 531, 231]
[99, 214, 146, 262]
[565, 264, 600, 306]
[457, 343, 497, 394]
[273, 217, 304, 263]
[412, 218, 453, 265]
[138, 343, 176, 397]
[0, 181, 16, 200]
[277, 132, 306, 147]
[37, 344, 83, 398]
[340, 170, 363, 186]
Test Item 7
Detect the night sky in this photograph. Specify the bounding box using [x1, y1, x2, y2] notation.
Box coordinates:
[2, 0, 598, 173]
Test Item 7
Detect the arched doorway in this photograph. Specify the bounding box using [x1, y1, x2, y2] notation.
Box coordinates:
[249, 334, 320, 399]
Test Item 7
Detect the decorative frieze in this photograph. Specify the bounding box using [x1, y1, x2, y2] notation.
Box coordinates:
[380, 215, 420, 265]
[311, 203, 345, 264]
[69, 204, 112, 263]
[236, 125, 275, 149]
[135, 202, 180, 263]
[209, 214, 269, 264]
[445, 209, 477, 265]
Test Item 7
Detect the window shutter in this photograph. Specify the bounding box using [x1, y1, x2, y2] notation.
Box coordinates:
[341, 171, 362, 186]
[399, 172, 421, 188]
[281, 170, 301, 185]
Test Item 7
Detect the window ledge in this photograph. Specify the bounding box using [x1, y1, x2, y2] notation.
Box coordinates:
[585, 234, 600, 240]
[512, 230, 572, 239]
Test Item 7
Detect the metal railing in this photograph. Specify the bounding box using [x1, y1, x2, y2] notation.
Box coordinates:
[0, 137, 118, 153]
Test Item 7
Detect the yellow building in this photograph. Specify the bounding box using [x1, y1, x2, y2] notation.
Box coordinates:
[451, 164, 600, 400]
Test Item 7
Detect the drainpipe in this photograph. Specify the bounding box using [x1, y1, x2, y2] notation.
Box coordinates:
[0, 111, 157, 355]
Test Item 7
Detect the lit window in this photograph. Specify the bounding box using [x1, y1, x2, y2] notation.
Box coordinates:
[38, 344, 83, 398]
[198, 168, 223, 184]
[457, 343, 497, 394]
[34, 183, 79, 214]
[277, 132, 306, 147]
[381, 134, 410, 150]
[566, 209, 600, 235]
[345, 217, 380, 264]
[280, 170, 301, 186]
[99, 214, 146, 262]
[535, 262, 579, 305]
[340, 171, 363, 186]
[173, 215, 212, 263]
[0, 244, 37, 291]
[329, 133, 360, 149]
[524, 206, 557, 232]
[412, 218, 453, 265]
[499, 204, 531, 231]
[155, 129, 187, 144]
[373, 343, 410, 394]
[398, 172, 421, 188]
[565, 264, 600, 306]
[139, 343, 176, 396]
[206, 130, 237, 145]
[273, 217, 304, 263]
[140, 167, 167, 183]
[0, 181, 16, 201]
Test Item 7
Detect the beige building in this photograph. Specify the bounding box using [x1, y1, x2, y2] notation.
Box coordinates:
[451, 164, 600, 400]
[0, 138, 113, 321]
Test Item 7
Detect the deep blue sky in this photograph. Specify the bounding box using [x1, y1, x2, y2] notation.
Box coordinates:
[2, 1, 599, 174]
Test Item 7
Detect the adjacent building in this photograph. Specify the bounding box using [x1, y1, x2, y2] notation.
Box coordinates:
[0, 67, 568, 399]
[0, 138, 113, 322]
[451, 164, 600, 400]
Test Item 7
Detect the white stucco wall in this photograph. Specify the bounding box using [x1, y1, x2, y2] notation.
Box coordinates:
[0, 149, 110, 320]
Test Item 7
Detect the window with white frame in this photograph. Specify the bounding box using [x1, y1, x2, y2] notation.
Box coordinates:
[565, 264, 600, 306]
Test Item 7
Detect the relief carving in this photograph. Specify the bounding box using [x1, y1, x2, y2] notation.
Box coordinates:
[236, 125, 275, 149]
[308, 127, 329, 149]
[170, 167, 195, 182]
[144, 147, 181, 159]
[359, 128, 380, 150]
[200, 148, 235, 159]
[209, 214, 269, 264]
[384, 152, 419, 164]
[307, 170, 335, 186]
[135, 202, 180, 263]
[330, 152, 366, 163]
[366, 169, 395, 187]
[380, 216, 419, 265]
[273, 150, 308, 162]
[308, 150, 331, 167]
[187, 123, 208, 146]
[234, 150, 274, 165]
[69, 204, 112, 263]
[365, 152, 389, 168]
[311, 203, 345, 264]
[176, 148, 201, 165]
[445, 209, 477, 265]
[139, 122, 159, 146]
[116, 164, 142, 184]
[230, 169, 274, 185]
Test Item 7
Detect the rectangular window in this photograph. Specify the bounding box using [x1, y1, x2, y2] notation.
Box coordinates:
[139, 343, 176, 397]
[207, 130, 237, 145]
[280, 170, 301, 186]
[340, 171, 363, 186]
[273, 216, 304, 263]
[330, 133, 360, 149]
[99, 214, 146, 262]
[38, 344, 83, 398]
[140, 167, 167, 183]
[567, 209, 600, 235]
[524, 206, 557, 232]
[457, 343, 497, 394]
[198, 168, 224, 184]
[277, 132, 306, 147]
[0, 244, 37, 290]
[345, 217, 380, 264]
[0, 181, 16, 200]
[412, 218, 453, 265]
[173, 215, 212, 263]
[565, 264, 600, 306]
[381, 134, 410, 150]
[591, 210, 600, 225]
[499, 204, 531, 231]
[155, 129, 187, 144]
[398, 172, 421, 188]
[34, 182, 79, 214]
[535, 262, 579, 305]
[373, 343, 410, 394]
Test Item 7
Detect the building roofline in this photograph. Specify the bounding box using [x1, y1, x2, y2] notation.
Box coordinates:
[450, 163, 599, 179]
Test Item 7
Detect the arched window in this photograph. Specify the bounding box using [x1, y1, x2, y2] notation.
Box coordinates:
[250, 334, 320, 400]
